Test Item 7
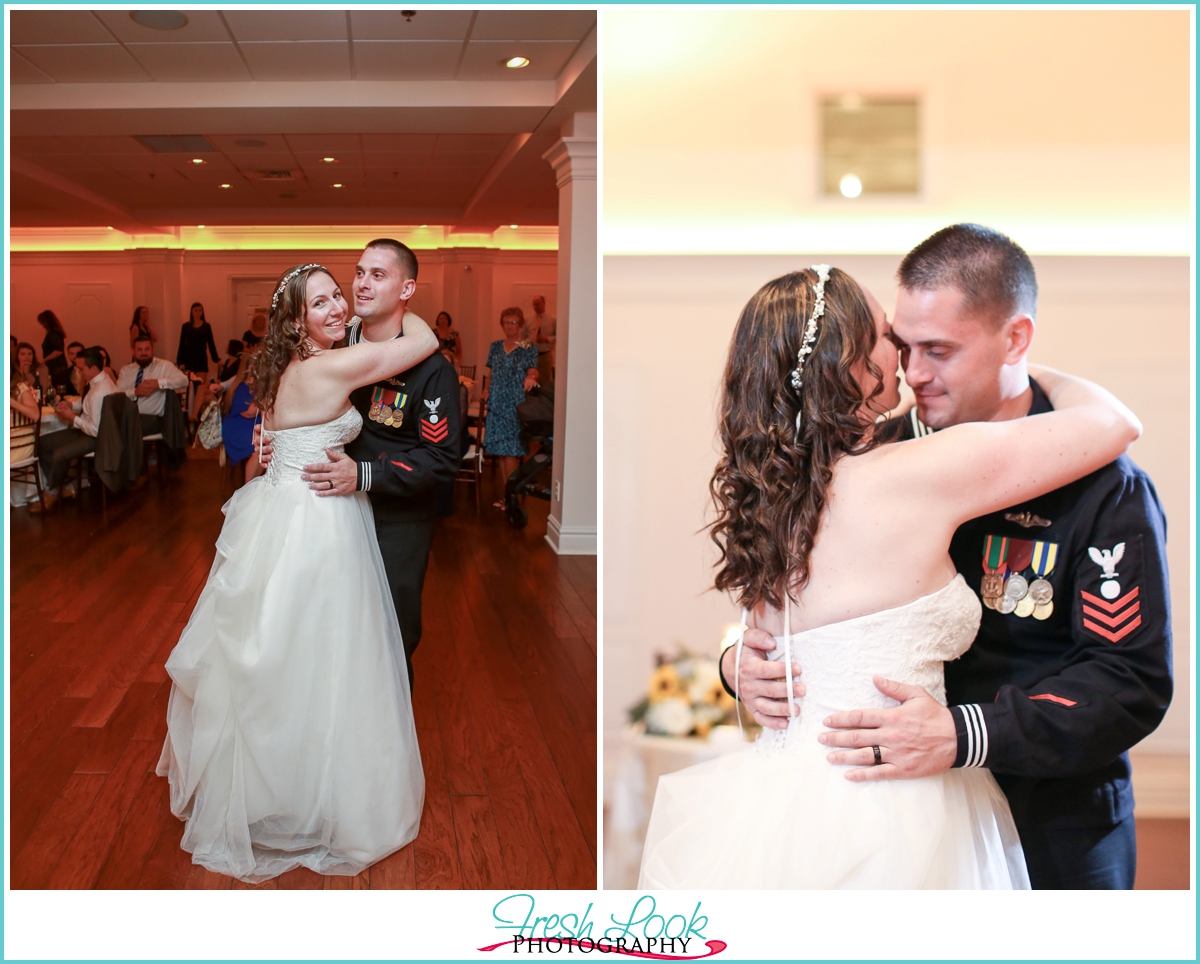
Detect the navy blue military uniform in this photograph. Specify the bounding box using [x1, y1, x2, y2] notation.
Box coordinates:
[896, 380, 1173, 888]
[345, 319, 461, 686]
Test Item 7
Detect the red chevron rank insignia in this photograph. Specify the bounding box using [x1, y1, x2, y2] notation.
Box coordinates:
[1080, 586, 1142, 643]
[420, 418, 450, 443]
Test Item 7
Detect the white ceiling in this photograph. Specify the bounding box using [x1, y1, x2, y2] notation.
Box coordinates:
[9, 9, 597, 233]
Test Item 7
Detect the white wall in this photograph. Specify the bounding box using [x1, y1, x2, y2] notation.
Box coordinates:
[10, 246, 556, 400]
[604, 254, 1191, 758]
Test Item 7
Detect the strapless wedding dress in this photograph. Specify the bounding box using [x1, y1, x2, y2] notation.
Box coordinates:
[156, 407, 424, 882]
[639, 576, 1029, 889]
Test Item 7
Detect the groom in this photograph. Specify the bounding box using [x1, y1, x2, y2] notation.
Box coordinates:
[722, 224, 1173, 889]
[297, 239, 461, 686]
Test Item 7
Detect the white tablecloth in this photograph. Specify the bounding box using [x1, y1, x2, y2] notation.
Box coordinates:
[604, 725, 749, 889]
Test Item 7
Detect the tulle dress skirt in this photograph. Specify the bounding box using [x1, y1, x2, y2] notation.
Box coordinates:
[638, 731, 1029, 889]
[156, 475, 425, 882]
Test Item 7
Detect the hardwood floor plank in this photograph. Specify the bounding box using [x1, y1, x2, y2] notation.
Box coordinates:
[277, 867, 324, 890]
[11, 696, 88, 791]
[185, 866, 234, 890]
[49, 545, 148, 624]
[46, 740, 162, 889]
[64, 586, 175, 702]
[94, 770, 167, 888]
[75, 682, 163, 774]
[451, 795, 510, 890]
[231, 877, 279, 890]
[11, 774, 107, 889]
[368, 846, 415, 890]
[413, 726, 463, 890]
[131, 680, 170, 742]
[326, 869, 371, 890]
[11, 722, 97, 858]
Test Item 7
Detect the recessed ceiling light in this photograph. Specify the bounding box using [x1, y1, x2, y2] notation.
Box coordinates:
[219, 183, 232, 189]
[509, 224, 519, 229]
[506, 56, 530, 69]
[191, 158, 205, 165]
[106, 226, 114, 231]
[130, 10, 188, 30]
[197, 225, 205, 229]
[839, 173, 863, 199]
[323, 157, 337, 163]
[332, 183, 343, 188]
[419, 224, 427, 228]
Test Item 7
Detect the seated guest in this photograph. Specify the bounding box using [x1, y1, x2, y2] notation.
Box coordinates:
[96, 346, 118, 383]
[221, 350, 260, 485]
[10, 380, 41, 464]
[14, 342, 49, 393]
[191, 339, 244, 422]
[66, 342, 86, 395]
[217, 339, 244, 382]
[242, 311, 267, 348]
[31, 347, 117, 513]
[117, 334, 189, 436]
[435, 311, 462, 363]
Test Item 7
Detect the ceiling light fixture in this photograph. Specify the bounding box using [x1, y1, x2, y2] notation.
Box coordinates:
[323, 157, 337, 163]
[332, 183, 343, 188]
[106, 226, 114, 231]
[839, 174, 863, 199]
[191, 158, 205, 165]
[510, 224, 519, 229]
[130, 10, 188, 30]
[197, 225, 205, 229]
[506, 56, 530, 69]
[219, 183, 232, 189]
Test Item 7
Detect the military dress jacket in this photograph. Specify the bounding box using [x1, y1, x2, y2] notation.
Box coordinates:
[895, 379, 1172, 830]
[345, 318, 461, 521]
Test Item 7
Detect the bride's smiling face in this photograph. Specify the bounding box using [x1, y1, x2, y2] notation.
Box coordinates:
[302, 271, 348, 349]
[856, 287, 902, 417]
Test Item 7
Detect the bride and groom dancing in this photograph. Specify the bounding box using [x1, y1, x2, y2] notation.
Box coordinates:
[156, 240, 462, 882]
[639, 224, 1173, 890]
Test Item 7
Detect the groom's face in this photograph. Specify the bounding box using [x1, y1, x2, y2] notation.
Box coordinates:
[353, 247, 415, 320]
[891, 286, 1013, 429]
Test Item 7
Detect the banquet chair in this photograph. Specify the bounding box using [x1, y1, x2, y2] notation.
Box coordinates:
[458, 364, 476, 379]
[10, 408, 45, 513]
[454, 381, 482, 511]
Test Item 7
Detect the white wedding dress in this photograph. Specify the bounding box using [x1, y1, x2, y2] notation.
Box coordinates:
[156, 407, 424, 882]
[639, 576, 1029, 889]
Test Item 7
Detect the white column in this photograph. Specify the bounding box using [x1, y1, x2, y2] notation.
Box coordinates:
[542, 112, 597, 555]
[130, 247, 184, 360]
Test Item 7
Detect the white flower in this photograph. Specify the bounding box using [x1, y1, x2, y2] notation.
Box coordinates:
[687, 658, 722, 704]
[644, 697, 694, 736]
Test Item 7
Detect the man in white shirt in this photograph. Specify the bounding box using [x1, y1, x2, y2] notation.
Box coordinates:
[117, 334, 189, 435]
[32, 346, 117, 512]
[531, 295, 556, 385]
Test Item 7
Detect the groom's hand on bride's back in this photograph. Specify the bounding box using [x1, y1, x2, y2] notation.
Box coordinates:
[719, 630, 804, 730]
[819, 677, 957, 781]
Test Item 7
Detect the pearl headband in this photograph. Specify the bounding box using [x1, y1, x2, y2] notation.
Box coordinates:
[789, 264, 831, 431]
[271, 263, 327, 312]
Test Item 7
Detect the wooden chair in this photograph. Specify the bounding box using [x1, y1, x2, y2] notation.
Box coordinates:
[454, 382, 482, 511]
[10, 408, 45, 512]
[458, 364, 477, 380]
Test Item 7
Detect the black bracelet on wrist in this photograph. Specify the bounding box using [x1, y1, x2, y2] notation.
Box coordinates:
[717, 645, 740, 702]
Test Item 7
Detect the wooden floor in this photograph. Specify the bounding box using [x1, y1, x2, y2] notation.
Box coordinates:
[9, 453, 596, 889]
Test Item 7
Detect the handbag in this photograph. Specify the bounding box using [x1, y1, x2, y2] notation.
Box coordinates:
[196, 399, 223, 450]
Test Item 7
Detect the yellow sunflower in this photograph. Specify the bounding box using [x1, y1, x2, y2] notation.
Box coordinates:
[648, 664, 683, 703]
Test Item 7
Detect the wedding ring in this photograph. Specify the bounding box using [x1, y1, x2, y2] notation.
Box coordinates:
[872, 745, 882, 766]
[327, 481, 333, 490]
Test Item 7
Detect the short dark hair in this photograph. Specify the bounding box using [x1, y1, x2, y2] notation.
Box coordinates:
[898, 223, 1037, 325]
[365, 238, 418, 282]
[67, 341, 84, 351]
[133, 333, 154, 348]
[227, 339, 244, 356]
[78, 347, 105, 371]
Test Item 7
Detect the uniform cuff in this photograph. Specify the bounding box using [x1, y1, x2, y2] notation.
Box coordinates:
[951, 704, 989, 768]
[357, 461, 372, 492]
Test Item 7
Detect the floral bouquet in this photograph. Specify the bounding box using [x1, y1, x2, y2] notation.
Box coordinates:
[628, 649, 741, 738]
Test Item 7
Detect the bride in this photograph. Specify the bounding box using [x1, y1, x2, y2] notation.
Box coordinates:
[156, 263, 436, 882]
[638, 266, 1140, 889]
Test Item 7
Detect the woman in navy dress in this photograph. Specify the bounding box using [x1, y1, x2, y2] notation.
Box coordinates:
[484, 307, 539, 508]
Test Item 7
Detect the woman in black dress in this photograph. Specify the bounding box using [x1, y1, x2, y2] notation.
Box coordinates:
[176, 302, 220, 374]
[36, 310, 72, 392]
[129, 305, 157, 354]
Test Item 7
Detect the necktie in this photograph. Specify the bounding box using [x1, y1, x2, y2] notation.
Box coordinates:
[135, 367, 145, 387]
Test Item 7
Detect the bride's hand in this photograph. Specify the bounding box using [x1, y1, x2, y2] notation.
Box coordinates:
[719, 630, 804, 729]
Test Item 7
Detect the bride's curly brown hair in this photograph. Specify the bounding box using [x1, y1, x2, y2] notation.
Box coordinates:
[247, 264, 333, 413]
[709, 267, 890, 611]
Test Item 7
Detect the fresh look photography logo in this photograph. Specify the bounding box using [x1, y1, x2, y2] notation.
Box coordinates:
[479, 895, 727, 958]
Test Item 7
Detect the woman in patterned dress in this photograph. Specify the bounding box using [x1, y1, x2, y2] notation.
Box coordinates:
[484, 307, 539, 508]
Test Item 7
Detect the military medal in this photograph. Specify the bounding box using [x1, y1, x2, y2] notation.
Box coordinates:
[1014, 595, 1036, 618]
[997, 595, 1017, 614]
[1003, 539, 1034, 601]
[1032, 601, 1054, 620]
[981, 535, 1008, 605]
[370, 387, 407, 426]
[1028, 540, 1058, 605]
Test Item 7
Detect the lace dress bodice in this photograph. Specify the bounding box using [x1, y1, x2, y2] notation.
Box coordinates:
[759, 575, 982, 746]
[263, 407, 362, 485]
